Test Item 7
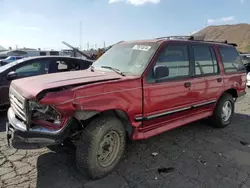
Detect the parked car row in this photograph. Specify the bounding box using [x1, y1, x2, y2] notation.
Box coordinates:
[0, 56, 24, 66]
[4, 36, 248, 180]
[0, 56, 93, 110]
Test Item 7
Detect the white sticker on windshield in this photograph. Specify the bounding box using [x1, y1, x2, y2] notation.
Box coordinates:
[132, 45, 151, 51]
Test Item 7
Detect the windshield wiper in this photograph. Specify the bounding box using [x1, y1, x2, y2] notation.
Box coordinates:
[101, 66, 125, 76]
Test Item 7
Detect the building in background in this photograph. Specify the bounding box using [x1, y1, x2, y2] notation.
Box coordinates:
[0, 49, 60, 58]
[0, 45, 6, 52]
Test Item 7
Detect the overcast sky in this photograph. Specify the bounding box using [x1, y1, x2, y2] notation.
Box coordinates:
[0, 0, 249, 50]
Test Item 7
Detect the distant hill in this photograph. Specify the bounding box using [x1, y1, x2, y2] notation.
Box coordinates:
[194, 23, 250, 53]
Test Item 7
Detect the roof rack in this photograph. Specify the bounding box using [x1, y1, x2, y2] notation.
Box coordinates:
[156, 36, 194, 40]
[201, 39, 237, 46]
[156, 35, 237, 46]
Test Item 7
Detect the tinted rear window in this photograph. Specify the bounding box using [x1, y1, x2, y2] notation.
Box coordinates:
[219, 46, 245, 73]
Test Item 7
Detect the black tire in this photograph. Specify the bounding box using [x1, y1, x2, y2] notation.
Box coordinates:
[247, 86, 250, 88]
[76, 116, 126, 180]
[209, 93, 234, 128]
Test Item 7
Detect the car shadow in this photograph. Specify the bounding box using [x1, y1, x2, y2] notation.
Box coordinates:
[35, 141, 86, 188]
[35, 113, 250, 188]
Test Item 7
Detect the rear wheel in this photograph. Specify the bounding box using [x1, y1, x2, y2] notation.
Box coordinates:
[76, 116, 126, 180]
[209, 93, 234, 128]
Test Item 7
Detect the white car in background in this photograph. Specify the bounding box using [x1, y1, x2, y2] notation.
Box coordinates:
[247, 72, 250, 88]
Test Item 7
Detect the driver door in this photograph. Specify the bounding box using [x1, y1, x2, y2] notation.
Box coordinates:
[142, 42, 195, 130]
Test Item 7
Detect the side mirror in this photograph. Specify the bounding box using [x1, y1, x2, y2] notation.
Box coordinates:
[153, 65, 169, 79]
[7, 71, 17, 80]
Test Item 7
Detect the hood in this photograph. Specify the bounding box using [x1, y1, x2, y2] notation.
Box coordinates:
[11, 70, 121, 99]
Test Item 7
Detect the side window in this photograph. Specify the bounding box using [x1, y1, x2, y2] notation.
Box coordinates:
[155, 45, 190, 78]
[192, 45, 219, 75]
[14, 60, 49, 77]
[67, 60, 80, 70]
[219, 46, 246, 73]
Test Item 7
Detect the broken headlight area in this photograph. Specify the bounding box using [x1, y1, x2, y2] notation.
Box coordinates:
[29, 100, 61, 125]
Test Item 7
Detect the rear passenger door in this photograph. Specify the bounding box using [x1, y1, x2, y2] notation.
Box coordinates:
[190, 44, 224, 106]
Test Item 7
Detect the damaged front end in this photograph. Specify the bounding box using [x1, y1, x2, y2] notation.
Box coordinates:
[29, 100, 64, 129]
[6, 86, 80, 149]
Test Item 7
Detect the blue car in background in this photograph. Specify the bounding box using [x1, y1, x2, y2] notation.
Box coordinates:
[0, 56, 24, 66]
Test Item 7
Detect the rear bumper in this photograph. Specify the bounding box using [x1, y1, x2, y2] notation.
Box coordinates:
[6, 107, 75, 149]
[235, 90, 246, 102]
[239, 90, 246, 97]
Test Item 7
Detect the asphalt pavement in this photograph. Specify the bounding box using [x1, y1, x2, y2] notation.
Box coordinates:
[1, 89, 250, 188]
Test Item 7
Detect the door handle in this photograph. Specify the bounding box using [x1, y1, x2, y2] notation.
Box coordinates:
[184, 82, 191, 88]
[217, 78, 222, 82]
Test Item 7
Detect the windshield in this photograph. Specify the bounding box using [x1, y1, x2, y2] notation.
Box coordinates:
[0, 59, 24, 72]
[92, 42, 159, 76]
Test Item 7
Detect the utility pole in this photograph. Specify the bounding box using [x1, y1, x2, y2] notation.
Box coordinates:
[79, 20, 82, 50]
[87, 42, 89, 50]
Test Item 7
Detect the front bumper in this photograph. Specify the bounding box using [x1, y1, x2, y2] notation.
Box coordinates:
[6, 107, 75, 149]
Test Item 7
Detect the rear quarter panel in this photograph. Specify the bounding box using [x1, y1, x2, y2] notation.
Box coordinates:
[214, 44, 247, 96]
[223, 72, 247, 95]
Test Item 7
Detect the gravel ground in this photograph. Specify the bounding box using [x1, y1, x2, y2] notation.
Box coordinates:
[0, 89, 250, 188]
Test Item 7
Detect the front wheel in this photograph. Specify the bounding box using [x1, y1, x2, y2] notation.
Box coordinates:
[209, 93, 234, 128]
[76, 116, 126, 180]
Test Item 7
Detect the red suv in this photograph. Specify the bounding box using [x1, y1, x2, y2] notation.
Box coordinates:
[6, 36, 246, 179]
